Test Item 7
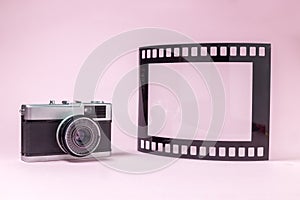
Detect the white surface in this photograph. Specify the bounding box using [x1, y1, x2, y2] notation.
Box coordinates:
[1, 154, 300, 200]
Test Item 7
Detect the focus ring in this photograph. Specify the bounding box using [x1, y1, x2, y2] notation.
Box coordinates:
[57, 115, 101, 157]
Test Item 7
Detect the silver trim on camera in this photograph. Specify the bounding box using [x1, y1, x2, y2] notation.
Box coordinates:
[21, 101, 112, 121]
[21, 151, 111, 162]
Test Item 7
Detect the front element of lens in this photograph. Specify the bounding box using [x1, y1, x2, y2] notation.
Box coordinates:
[73, 127, 93, 147]
[57, 115, 101, 157]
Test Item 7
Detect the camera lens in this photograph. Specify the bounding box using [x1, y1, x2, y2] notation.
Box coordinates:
[73, 128, 92, 147]
[56, 115, 101, 157]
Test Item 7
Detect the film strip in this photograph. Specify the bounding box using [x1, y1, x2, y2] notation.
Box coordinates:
[138, 43, 271, 161]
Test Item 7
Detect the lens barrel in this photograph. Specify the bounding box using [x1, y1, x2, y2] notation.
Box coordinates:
[57, 115, 101, 157]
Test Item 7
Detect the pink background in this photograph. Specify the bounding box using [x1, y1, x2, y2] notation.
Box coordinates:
[1, 0, 300, 199]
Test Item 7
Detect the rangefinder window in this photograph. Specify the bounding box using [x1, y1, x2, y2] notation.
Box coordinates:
[84, 106, 106, 118]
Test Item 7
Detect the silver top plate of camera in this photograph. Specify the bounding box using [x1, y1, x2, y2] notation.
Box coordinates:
[20, 100, 112, 121]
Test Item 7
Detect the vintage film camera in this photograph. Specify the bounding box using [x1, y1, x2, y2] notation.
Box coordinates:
[20, 100, 112, 162]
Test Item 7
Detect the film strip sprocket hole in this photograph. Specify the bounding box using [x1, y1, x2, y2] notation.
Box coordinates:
[138, 43, 271, 161]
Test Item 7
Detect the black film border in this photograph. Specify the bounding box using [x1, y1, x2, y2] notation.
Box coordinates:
[138, 43, 271, 161]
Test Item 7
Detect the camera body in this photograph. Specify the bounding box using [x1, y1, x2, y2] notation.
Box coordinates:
[20, 100, 112, 162]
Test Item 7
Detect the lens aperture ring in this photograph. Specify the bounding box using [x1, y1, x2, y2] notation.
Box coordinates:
[57, 115, 101, 157]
